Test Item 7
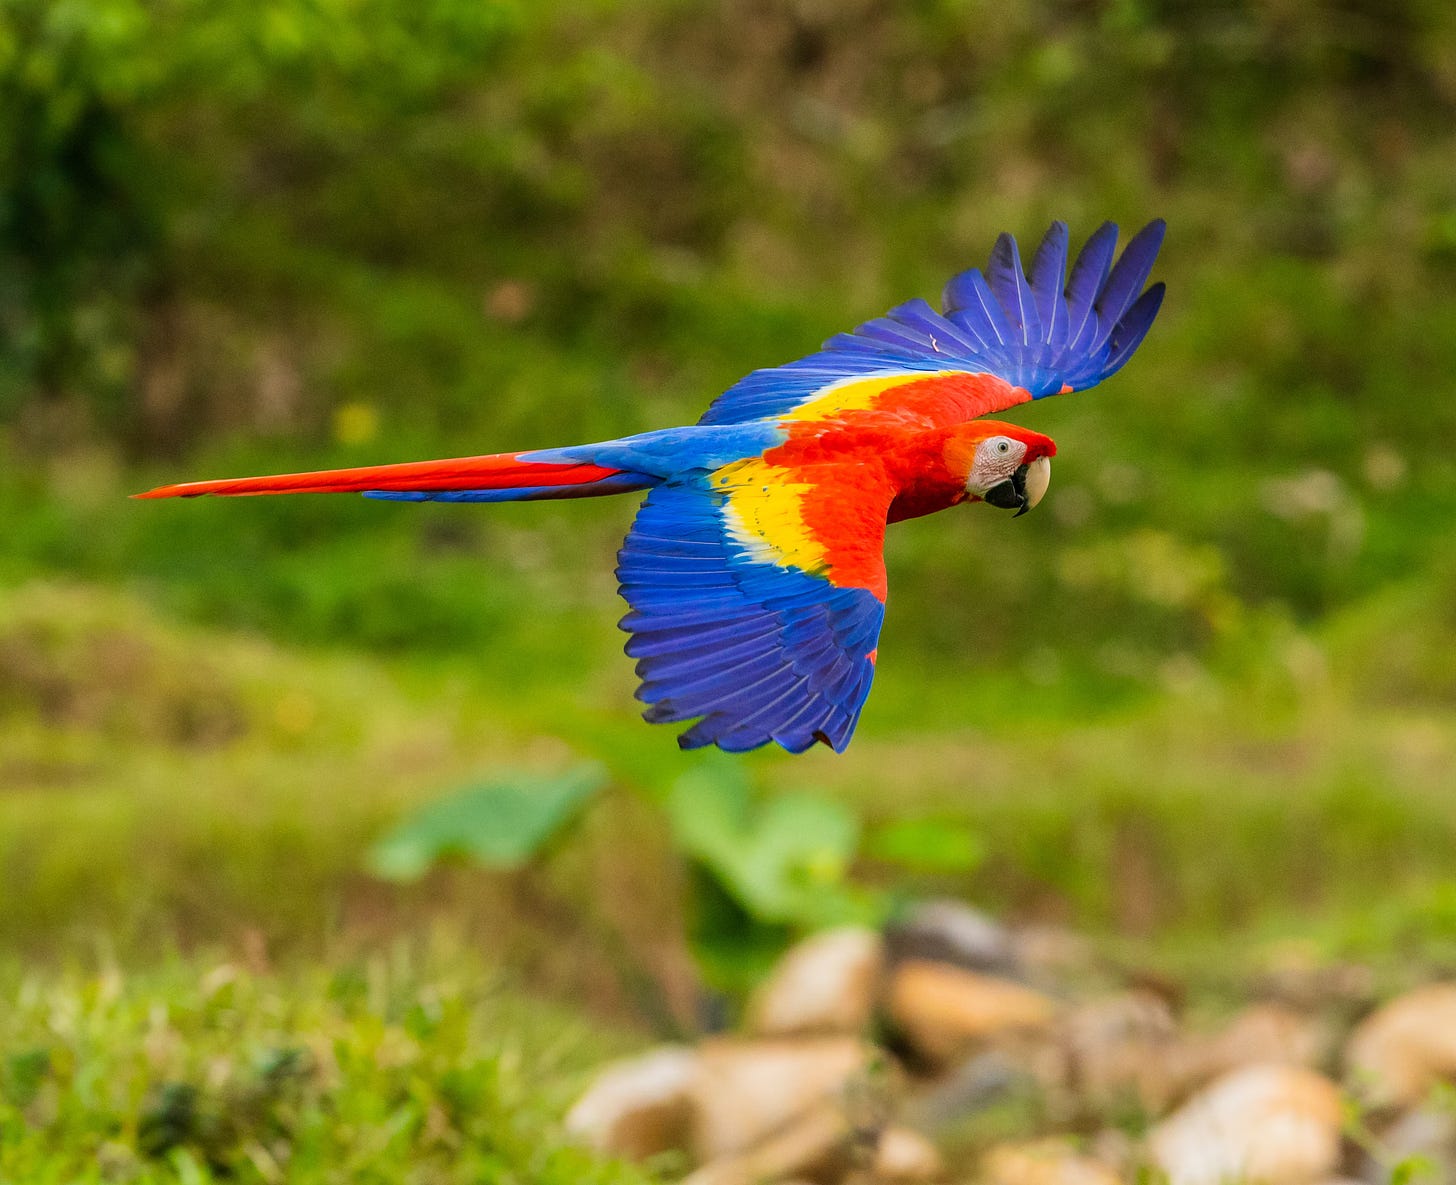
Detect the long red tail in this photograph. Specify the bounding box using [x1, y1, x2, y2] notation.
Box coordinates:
[133, 451, 635, 500]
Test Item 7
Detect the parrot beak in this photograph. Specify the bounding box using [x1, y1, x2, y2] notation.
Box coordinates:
[984, 456, 1051, 517]
[1022, 455, 1051, 513]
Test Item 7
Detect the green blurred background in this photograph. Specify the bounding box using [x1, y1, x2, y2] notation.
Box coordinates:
[4, 0, 1456, 1067]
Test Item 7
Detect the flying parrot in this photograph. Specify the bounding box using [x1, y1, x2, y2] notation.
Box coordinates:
[138, 219, 1166, 754]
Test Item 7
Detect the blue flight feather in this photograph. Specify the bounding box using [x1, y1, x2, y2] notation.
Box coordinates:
[987, 233, 1040, 346]
[615, 481, 885, 753]
[944, 269, 1014, 347]
[1065, 222, 1119, 351]
[1030, 221, 1069, 349]
[1091, 218, 1166, 349]
[1104, 282, 1166, 376]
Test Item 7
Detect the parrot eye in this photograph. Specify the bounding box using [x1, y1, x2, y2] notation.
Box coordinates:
[995, 439, 1011, 455]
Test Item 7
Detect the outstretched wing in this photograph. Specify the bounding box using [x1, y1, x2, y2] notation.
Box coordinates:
[617, 460, 894, 754]
[697, 219, 1165, 428]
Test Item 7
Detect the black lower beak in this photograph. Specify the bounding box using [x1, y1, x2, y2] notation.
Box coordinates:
[983, 465, 1031, 516]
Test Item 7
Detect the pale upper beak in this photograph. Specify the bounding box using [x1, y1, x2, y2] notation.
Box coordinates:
[982, 455, 1052, 517]
[1023, 455, 1051, 513]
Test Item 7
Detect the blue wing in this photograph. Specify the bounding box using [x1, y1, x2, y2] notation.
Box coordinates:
[697, 220, 1166, 426]
[617, 482, 887, 754]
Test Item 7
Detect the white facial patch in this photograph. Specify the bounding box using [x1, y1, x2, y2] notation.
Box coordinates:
[966, 436, 1028, 494]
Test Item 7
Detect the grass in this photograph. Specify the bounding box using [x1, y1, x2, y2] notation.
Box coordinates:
[0, 943, 661, 1184]
[4, 575, 1456, 984]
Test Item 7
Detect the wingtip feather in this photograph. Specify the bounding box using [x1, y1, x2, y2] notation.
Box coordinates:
[1104, 280, 1166, 375]
[987, 232, 1039, 345]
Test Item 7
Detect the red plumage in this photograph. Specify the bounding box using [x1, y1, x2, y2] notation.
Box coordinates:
[132, 452, 623, 499]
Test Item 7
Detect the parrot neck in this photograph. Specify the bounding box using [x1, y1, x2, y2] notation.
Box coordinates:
[882, 427, 981, 522]
[887, 483, 967, 523]
[760, 422, 975, 524]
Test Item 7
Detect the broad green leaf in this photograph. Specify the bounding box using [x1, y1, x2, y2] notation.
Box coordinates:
[665, 764, 753, 873]
[367, 764, 608, 881]
[739, 793, 860, 917]
[666, 767, 862, 925]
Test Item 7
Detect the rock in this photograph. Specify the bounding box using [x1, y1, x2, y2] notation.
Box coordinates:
[887, 960, 1056, 1066]
[1116, 1000, 1334, 1109]
[564, 1045, 698, 1160]
[873, 1126, 945, 1181]
[1011, 925, 1098, 990]
[1147, 1065, 1344, 1185]
[683, 1101, 854, 1185]
[690, 1036, 876, 1162]
[1345, 983, 1456, 1109]
[1189, 1002, 1327, 1083]
[1054, 997, 1329, 1118]
[885, 900, 1019, 977]
[746, 926, 884, 1037]
[1253, 942, 1376, 1010]
[1054, 990, 1185, 1115]
[981, 1139, 1122, 1185]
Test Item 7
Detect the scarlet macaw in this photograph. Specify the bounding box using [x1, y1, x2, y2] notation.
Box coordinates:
[139, 220, 1166, 754]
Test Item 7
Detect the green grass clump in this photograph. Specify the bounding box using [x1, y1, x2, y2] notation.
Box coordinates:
[0, 946, 658, 1184]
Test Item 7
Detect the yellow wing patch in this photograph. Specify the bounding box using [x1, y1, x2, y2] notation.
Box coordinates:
[782, 370, 961, 424]
[714, 459, 828, 575]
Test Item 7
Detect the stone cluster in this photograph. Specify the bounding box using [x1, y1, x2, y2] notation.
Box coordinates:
[566, 903, 1456, 1184]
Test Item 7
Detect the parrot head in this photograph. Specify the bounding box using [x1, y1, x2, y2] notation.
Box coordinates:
[945, 421, 1057, 517]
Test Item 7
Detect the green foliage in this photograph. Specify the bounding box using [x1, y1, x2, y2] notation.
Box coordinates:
[0, 0, 527, 419]
[360, 758, 996, 998]
[667, 763, 864, 927]
[2, 1049, 50, 1109]
[0, 953, 656, 1184]
[1391, 1158, 1439, 1185]
[367, 764, 609, 881]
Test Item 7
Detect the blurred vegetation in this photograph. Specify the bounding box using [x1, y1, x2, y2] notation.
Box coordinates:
[3, 0, 1456, 1078]
[0, 944, 658, 1182]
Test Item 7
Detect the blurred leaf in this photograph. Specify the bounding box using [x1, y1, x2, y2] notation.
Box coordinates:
[681, 865, 792, 1000]
[2, 1048, 50, 1107]
[367, 763, 607, 881]
[666, 765, 862, 926]
[1391, 1155, 1438, 1185]
[865, 818, 986, 875]
[138, 1082, 201, 1159]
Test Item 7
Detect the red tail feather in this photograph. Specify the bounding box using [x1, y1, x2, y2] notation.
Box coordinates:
[133, 452, 623, 500]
